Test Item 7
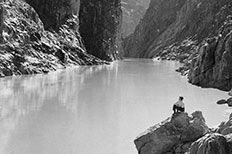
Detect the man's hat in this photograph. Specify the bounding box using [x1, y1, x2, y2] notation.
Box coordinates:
[179, 96, 184, 100]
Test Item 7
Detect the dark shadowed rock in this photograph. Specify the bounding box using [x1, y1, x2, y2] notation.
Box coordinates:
[226, 134, 232, 154]
[25, 0, 80, 31]
[134, 111, 208, 154]
[227, 97, 232, 107]
[189, 133, 229, 154]
[229, 89, 232, 96]
[217, 99, 228, 105]
[79, 0, 122, 61]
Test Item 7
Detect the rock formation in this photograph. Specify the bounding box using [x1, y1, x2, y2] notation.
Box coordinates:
[121, 0, 150, 38]
[134, 111, 208, 154]
[188, 15, 232, 91]
[123, 0, 232, 91]
[189, 133, 229, 154]
[123, 0, 232, 58]
[25, 0, 80, 31]
[0, 0, 122, 77]
[79, 0, 122, 61]
[135, 112, 232, 154]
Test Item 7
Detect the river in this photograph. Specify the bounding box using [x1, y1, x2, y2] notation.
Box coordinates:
[0, 59, 229, 154]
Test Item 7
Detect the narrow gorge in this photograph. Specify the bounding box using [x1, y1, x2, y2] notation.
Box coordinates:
[123, 0, 232, 91]
[0, 0, 122, 77]
[1, 0, 232, 154]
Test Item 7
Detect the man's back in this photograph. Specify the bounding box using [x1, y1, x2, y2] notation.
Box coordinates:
[174, 100, 185, 108]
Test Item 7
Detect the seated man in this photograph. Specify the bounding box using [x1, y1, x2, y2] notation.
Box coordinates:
[173, 96, 185, 113]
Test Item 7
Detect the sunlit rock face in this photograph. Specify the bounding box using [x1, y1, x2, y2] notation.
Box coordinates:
[79, 0, 122, 61]
[121, 0, 150, 38]
[123, 0, 232, 58]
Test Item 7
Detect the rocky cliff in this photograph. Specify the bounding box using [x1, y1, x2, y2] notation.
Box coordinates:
[121, 0, 150, 38]
[135, 111, 232, 154]
[123, 0, 232, 58]
[0, 0, 122, 77]
[188, 14, 232, 91]
[79, 0, 122, 61]
[123, 0, 232, 91]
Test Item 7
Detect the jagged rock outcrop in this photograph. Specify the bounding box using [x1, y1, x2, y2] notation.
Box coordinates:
[135, 111, 232, 154]
[121, 0, 150, 38]
[217, 113, 232, 135]
[189, 133, 229, 154]
[188, 15, 232, 91]
[123, 0, 232, 58]
[134, 111, 208, 154]
[79, 0, 122, 61]
[188, 113, 232, 154]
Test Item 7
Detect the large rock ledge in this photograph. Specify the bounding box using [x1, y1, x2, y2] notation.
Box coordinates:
[135, 111, 232, 154]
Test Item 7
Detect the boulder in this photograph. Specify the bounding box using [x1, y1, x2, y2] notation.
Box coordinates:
[227, 97, 232, 107]
[229, 89, 232, 96]
[189, 133, 229, 154]
[181, 112, 208, 142]
[222, 126, 232, 135]
[134, 111, 209, 154]
[216, 99, 228, 105]
[217, 113, 232, 135]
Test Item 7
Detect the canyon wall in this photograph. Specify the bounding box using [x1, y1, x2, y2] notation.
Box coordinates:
[123, 0, 231, 58]
[121, 0, 150, 38]
[188, 12, 232, 91]
[0, 0, 122, 77]
[79, 0, 122, 61]
[123, 0, 232, 91]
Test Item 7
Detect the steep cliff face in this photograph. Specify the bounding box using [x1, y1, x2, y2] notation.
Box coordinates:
[79, 0, 122, 61]
[121, 0, 150, 38]
[188, 14, 232, 91]
[0, 0, 122, 77]
[123, 0, 231, 58]
[0, 0, 110, 77]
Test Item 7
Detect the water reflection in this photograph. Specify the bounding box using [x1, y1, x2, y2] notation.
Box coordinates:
[0, 59, 229, 154]
[0, 64, 115, 154]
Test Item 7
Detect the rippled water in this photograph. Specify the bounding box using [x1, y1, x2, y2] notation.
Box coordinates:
[0, 59, 229, 154]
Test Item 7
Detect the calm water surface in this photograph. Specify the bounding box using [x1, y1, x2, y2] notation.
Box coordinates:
[0, 59, 230, 154]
